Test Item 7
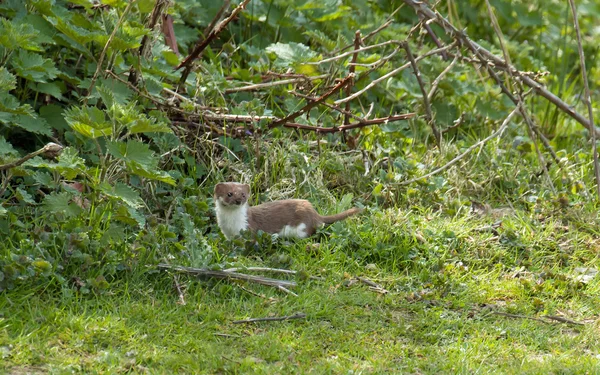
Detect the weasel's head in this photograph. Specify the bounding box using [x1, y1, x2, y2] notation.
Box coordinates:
[214, 182, 249, 208]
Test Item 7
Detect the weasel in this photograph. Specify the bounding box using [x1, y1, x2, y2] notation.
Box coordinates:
[214, 182, 362, 239]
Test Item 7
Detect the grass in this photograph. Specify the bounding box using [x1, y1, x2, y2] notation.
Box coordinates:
[2, 204, 600, 374]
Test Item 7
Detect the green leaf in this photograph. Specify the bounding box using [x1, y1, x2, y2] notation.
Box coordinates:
[42, 192, 83, 218]
[128, 162, 175, 185]
[127, 115, 172, 135]
[97, 85, 116, 109]
[100, 182, 143, 208]
[64, 106, 112, 138]
[31, 171, 54, 187]
[0, 136, 18, 157]
[15, 187, 36, 204]
[106, 140, 175, 185]
[10, 114, 52, 136]
[137, 0, 155, 13]
[24, 147, 86, 180]
[30, 81, 64, 101]
[0, 93, 34, 118]
[0, 67, 17, 92]
[265, 42, 317, 67]
[0, 206, 7, 217]
[0, 19, 41, 51]
[106, 140, 155, 167]
[11, 50, 60, 83]
[314, 6, 352, 22]
[39, 104, 69, 131]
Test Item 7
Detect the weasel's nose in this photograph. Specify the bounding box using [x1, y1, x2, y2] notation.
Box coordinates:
[235, 199, 242, 204]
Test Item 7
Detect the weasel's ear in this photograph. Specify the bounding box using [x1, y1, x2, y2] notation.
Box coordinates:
[242, 184, 250, 195]
[214, 183, 225, 195]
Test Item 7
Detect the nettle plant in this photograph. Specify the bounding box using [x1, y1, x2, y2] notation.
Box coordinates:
[0, 1, 200, 289]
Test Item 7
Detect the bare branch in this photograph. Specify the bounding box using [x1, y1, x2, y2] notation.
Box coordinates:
[87, 0, 135, 97]
[402, 0, 600, 137]
[224, 74, 328, 94]
[335, 43, 456, 105]
[568, 0, 600, 199]
[403, 41, 440, 146]
[399, 106, 519, 186]
[232, 313, 306, 324]
[0, 143, 64, 171]
[270, 74, 355, 128]
[176, 0, 251, 84]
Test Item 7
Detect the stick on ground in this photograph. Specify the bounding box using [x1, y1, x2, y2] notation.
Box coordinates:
[232, 313, 307, 324]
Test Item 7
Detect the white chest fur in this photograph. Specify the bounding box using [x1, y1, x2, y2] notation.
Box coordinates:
[215, 202, 249, 239]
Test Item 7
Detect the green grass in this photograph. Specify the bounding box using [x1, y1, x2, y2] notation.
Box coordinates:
[2, 207, 600, 374]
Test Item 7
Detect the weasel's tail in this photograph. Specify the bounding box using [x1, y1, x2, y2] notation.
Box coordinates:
[320, 207, 363, 224]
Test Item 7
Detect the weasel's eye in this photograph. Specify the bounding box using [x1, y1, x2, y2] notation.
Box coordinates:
[227, 192, 233, 197]
[241, 193, 246, 198]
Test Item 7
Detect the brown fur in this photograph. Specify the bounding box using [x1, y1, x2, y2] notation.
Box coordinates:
[214, 182, 362, 237]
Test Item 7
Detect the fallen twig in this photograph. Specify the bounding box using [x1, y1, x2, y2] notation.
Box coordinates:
[427, 55, 458, 103]
[541, 315, 585, 326]
[173, 274, 186, 305]
[157, 263, 297, 289]
[232, 313, 306, 324]
[277, 285, 298, 296]
[0, 143, 63, 171]
[223, 266, 323, 281]
[491, 311, 549, 324]
[491, 311, 585, 326]
[357, 277, 389, 294]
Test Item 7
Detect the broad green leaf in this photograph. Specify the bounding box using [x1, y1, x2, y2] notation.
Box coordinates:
[42, 192, 83, 217]
[314, 6, 352, 22]
[0, 206, 7, 217]
[0, 93, 34, 118]
[137, 0, 155, 13]
[0, 136, 18, 157]
[0, 19, 41, 51]
[11, 50, 60, 83]
[31, 171, 54, 187]
[24, 147, 86, 180]
[97, 78, 133, 106]
[11, 114, 52, 136]
[265, 42, 317, 67]
[97, 85, 116, 109]
[113, 205, 146, 227]
[0, 68, 17, 92]
[106, 140, 155, 167]
[44, 16, 98, 46]
[127, 115, 172, 135]
[39, 104, 68, 131]
[64, 106, 112, 138]
[30, 81, 64, 101]
[99, 182, 143, 208]
[128, 162, 175, 185]
[15, 187, 36, 204]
